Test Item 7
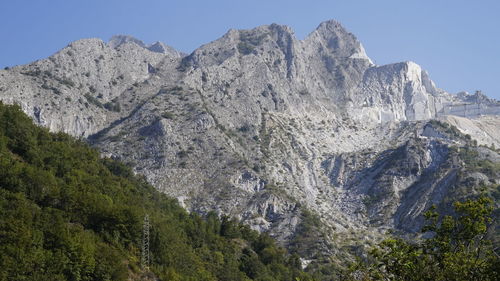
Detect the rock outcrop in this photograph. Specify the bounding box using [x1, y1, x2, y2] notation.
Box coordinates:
[1, 20, 498, 261]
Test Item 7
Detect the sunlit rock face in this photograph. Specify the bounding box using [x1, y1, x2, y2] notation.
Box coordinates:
[1, 20, 498, 260]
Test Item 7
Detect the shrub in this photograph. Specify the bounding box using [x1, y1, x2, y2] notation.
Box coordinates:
[84, 93, 103, 108]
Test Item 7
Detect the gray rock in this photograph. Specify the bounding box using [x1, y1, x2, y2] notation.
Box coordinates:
[1, 19, 498, 261]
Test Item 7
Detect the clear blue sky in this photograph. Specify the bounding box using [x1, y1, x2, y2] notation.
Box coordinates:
[1, 0, 499, 99]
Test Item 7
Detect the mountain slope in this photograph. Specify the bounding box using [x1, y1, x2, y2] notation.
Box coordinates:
[0, 102, 313, 281]
[0, 20, 499, 263]
[0, 36, 181, 137]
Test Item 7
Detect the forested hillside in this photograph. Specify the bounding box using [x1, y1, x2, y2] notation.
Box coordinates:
[0, 102, 313, 281]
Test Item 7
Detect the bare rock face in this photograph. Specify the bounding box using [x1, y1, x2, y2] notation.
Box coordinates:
[1, 20, 499, 261]
[0, 36, 180, 137]
[439, 115, 500, 148]
[352, 61, 448, 122]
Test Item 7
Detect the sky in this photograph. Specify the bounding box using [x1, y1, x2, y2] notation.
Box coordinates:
[1, 0, 499, 99]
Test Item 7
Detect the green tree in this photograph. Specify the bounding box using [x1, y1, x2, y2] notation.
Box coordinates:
[355, 196, 499, 281]
[0, 102, 314, 280]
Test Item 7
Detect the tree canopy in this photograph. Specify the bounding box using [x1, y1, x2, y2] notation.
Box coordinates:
[349, 196, 499, 281]
[0, 102, 313, 281]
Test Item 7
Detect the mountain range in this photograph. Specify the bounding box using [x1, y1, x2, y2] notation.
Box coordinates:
[1, 19, 499, 262]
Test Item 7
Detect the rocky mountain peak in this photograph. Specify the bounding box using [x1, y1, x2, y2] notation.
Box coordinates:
[306, 19, 372, 62]
[314, 19, 345, 34]
[108, 34, 146, 49]
[456, 90, 499, 105]
[265, 23, 296, 38]
[222, 23, 294, 41]
[147, 41, 184, 57]
[67, 38, 107, 50]
[108, 35, 184, 59]
[185, 24, 297, 68]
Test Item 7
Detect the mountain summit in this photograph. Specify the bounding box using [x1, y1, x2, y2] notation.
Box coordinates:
[0, 19, 499, 261]
[306, 19, 372, 62]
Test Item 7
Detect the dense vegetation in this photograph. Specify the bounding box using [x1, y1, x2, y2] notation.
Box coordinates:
[349, 196, 499, 280]
[0, 102, 312, 281]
